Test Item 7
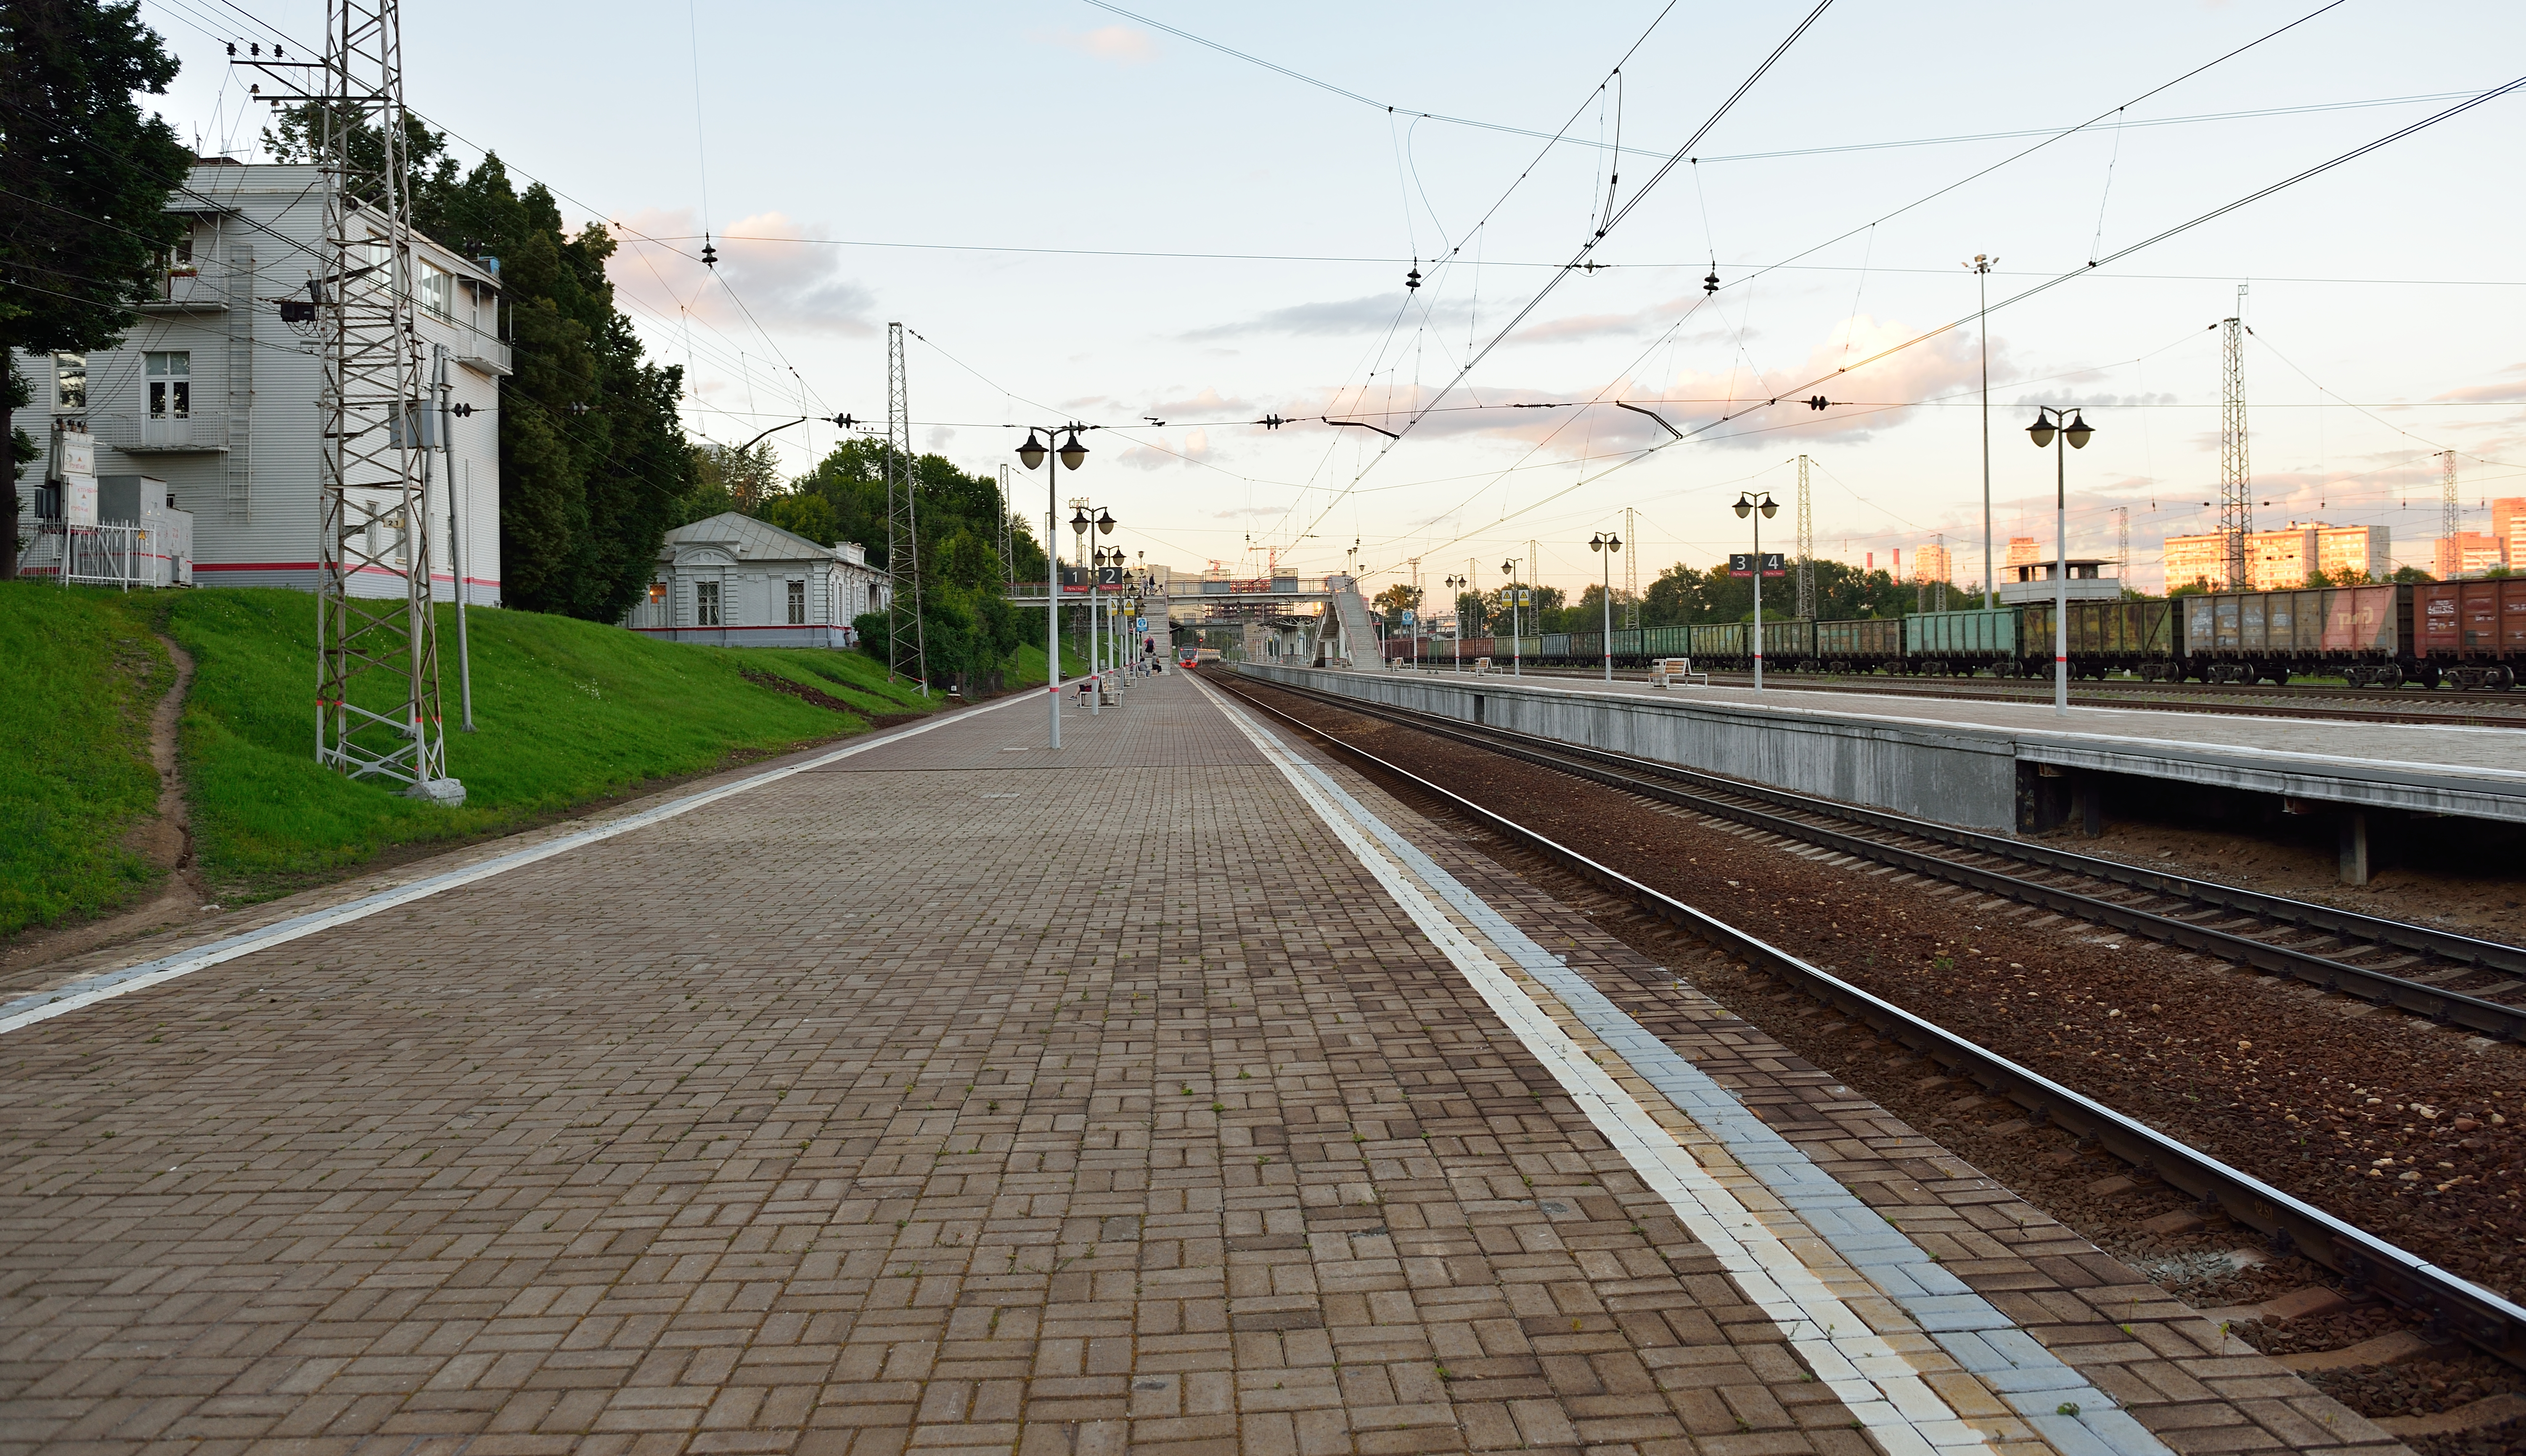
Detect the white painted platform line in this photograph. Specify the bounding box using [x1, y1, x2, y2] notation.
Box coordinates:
[0, 691, 1035, 1038]
[1204, 679, 2174, 1456]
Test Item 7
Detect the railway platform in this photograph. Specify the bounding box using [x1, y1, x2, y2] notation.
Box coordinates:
[1248, 664, 2526, 869]
[0, 669, 2405, 1455]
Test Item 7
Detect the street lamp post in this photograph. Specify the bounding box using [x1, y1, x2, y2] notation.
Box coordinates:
[1017, 427, 1089, 748]
[1444, 573, 1467, 672]
[1733, 491, 1780, 690]
[1970, 254, 1997, 608]
[2025, 407, 2095, 717]
[1501, 559, 1522, 677]
[1589, 531, 1623, 683]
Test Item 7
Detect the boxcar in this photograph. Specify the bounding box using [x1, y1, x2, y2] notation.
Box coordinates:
[1642, 624, 1692, 659]
[2416, 580, 2526, 688]
[1680, 619, 1811, 668]
[2019, 598, 2173, 678]
[2174, 587, 2403, 683]
[1610, 627, 1644, 661]
[1813, 617, 1903, 672]
[1904, 608, 2022, 673]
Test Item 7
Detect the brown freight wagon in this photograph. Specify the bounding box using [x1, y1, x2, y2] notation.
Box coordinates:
[2415, 580, 2526, 689]
[2174, 585, 2404, 685]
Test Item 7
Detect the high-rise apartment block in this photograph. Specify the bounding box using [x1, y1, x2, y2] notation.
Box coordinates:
[2163, 522, 2390, 590]
[1912, 540, 1953, 584]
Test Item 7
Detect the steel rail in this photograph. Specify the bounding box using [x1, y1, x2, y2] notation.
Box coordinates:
[1240, 671, 2526, 1038]
[1215, 672, 2526, 1366]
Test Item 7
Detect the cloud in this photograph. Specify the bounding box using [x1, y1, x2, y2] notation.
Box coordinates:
[2010, 389, 2180, 410]
[605, 206, 877, 341]
[2431, 362, 2526, 406]
[1039, 24, 1155, 63]
[1182, 293, 1434, 342]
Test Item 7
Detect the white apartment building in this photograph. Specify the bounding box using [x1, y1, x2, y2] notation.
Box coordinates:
[17, 160, 505, 602]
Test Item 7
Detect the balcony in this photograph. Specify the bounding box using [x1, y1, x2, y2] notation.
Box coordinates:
[138, 267, 231, 313]
[449, 322, 512, 377]
[89, 414, 229, 454]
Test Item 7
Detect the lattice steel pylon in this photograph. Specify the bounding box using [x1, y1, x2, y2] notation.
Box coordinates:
[1793, 455, 1815, 620]
[2442, 450, 2460, 551]
[1623, 506, 1639, 629]
[994, 463, 1015, 582]
[2220, 286, 2251, 590]
[2113, 506, 2130, 585]
[309, 0, 455, 800]
[884, 322, 927, 691]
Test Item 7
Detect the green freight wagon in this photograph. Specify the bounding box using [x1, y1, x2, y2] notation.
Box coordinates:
[1814, 617, 1902, 672]
[1903, 608, 2023, 673]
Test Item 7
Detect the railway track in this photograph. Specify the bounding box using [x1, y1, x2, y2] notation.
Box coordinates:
[1215, 668, 2526, 1366]
[1251, 672, 2526, 1036]
[1399, 662, 2526, 728]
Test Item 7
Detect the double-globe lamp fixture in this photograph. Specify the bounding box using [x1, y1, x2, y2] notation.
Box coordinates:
[2025, 406, 2096, 717]
[1732, 492, 1778, 691]
[1020, 427, 1089, 473]
[1017, 426, 1091, 749]
[1588, 532, 1623, 683]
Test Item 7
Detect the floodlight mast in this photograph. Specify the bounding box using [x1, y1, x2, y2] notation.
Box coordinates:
[307, 0, 457, 802]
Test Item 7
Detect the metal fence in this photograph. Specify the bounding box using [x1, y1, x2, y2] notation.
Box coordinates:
[18, 523, 146, 590]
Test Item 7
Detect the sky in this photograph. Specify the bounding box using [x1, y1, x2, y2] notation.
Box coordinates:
[140, 0, 2526, 597]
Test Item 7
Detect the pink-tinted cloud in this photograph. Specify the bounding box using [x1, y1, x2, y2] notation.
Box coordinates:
[1038, 24, 1155, 63]
[606, 206, 876, 340]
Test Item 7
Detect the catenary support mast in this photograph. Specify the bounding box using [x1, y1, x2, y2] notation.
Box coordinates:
[885, 322, 927, 691]
[2220, 286, 2252, 590]
[1794, 455, 1815, 620]
[312, 0, 457, 801]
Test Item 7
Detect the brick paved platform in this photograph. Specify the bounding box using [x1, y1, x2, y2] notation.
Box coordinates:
[0, 671, 2404, 1455]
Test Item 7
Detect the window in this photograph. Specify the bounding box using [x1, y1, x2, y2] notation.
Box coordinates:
[53, 354, 85, 412]
[648, 580, 667, 605]
[419, 261, 452, 321]
[787, 579, 806, 625]
[146, 352, 191, 419]
[695, 580, 720, 627]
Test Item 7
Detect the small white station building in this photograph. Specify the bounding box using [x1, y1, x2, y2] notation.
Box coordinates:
[621, 512, 890, 649]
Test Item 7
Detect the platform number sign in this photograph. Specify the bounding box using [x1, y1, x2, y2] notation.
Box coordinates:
[1728, 552, 1786, 579]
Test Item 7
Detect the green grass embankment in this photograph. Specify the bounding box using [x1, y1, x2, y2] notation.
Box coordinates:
[0, 585, 174, 937]
[1, 584, 987, 932]
[166, 589, 940, 896]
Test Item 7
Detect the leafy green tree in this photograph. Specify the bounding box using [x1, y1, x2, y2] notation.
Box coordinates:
[1641, 559, 1912, 625]
[792, 440, 1048, 683]
[2388, 564, 2436, 584]
[1454, 590, 1484, 637]
[1372, 581, 1420, 631]
[757, 490, 838, 545]
[0, 0, 192, 578]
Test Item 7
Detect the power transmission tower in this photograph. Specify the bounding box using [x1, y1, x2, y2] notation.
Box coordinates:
[1623, 506, 1639, 629]
[2219, 285, 2251, 589]
[994, 463, 1015, 582]
[2442, 450, 2460, 561]
[885, 322, 927, 691]
[306, 0, 456, 801]
[2113, 506, 2130, 587]
[1794, 455, 1815, 619]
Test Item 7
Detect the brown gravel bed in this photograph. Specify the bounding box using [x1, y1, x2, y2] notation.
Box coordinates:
[2308, 1353, 2526, 1419]
[2415, 1416, 2526, 1456]
[1231, 678, 2526, 1305]
[2231, 1306, 2427, 1356]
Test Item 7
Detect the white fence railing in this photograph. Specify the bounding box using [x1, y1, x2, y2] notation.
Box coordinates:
[19, 523, 146, 589]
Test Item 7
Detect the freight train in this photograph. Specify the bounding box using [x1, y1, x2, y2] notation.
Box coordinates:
[1381, 580, 2526, 689]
